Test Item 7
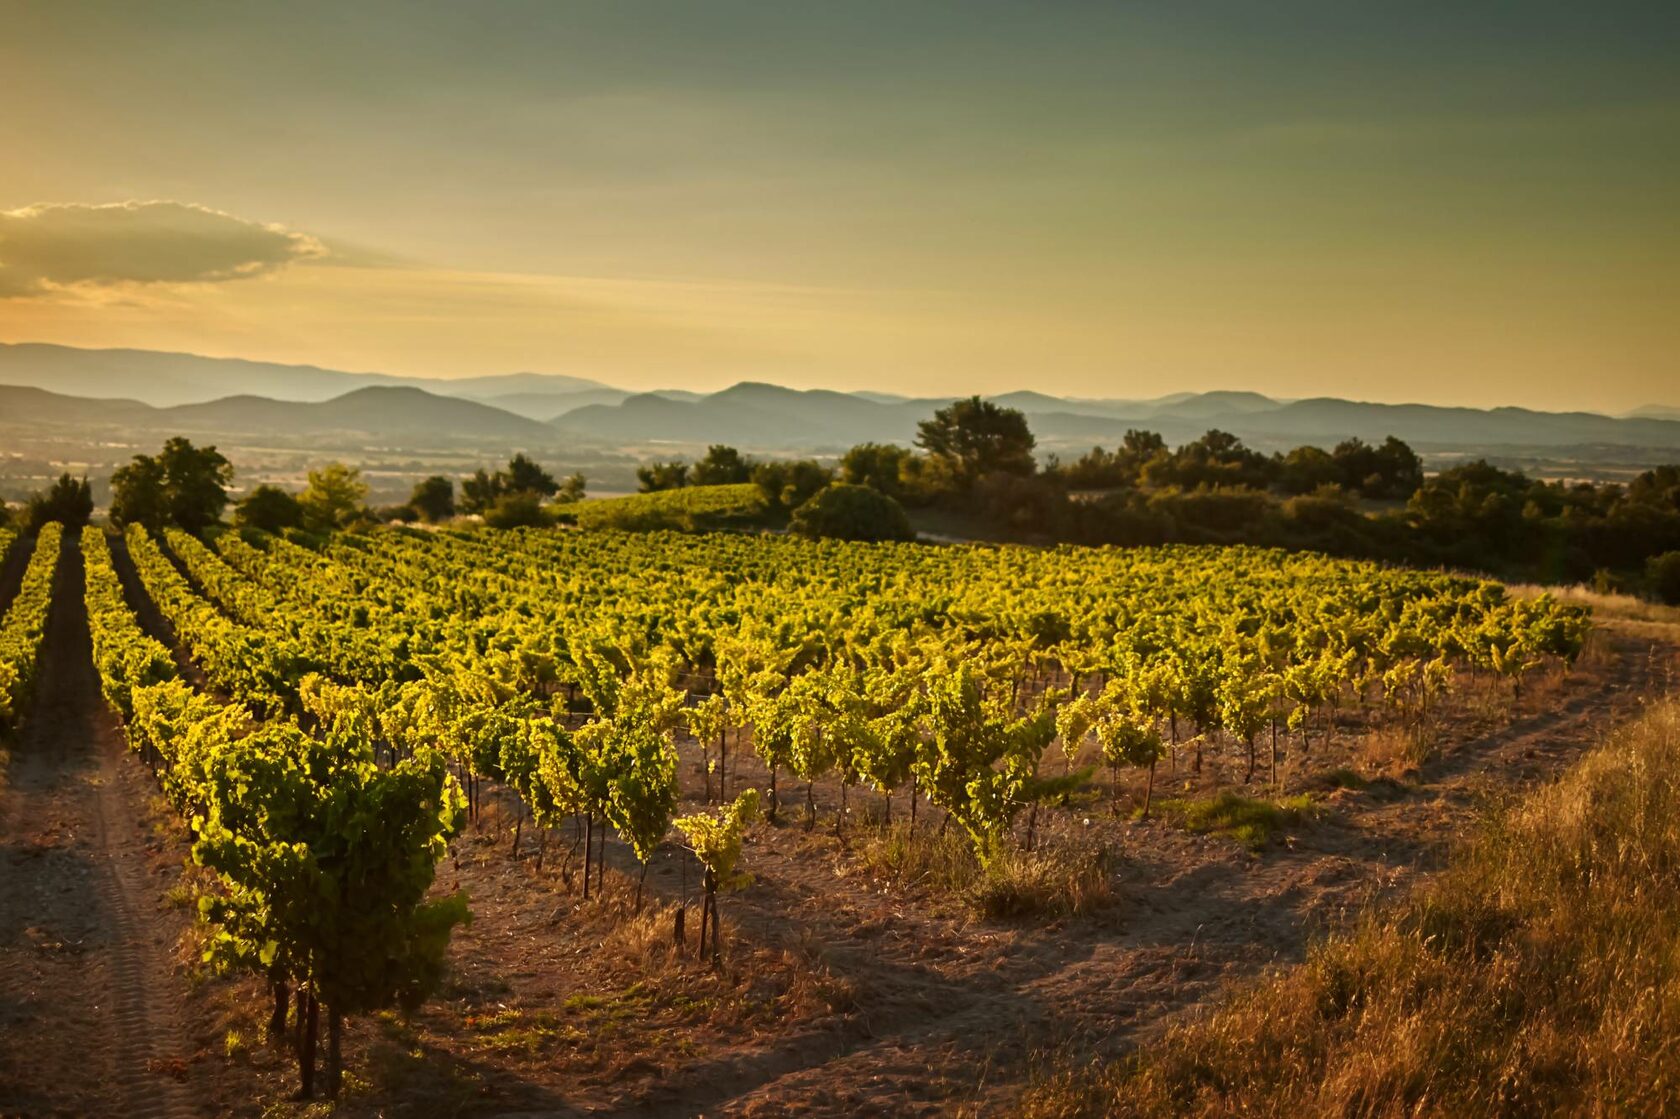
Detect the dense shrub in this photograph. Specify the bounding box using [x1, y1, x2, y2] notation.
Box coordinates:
[483, 491, 549, 529]
[1649, 550, 1680, 605]
[789, 484, 914, 542]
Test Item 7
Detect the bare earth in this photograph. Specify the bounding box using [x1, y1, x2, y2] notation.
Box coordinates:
[0, 538, 200, 1118]
[1, 540, 1674, 1118]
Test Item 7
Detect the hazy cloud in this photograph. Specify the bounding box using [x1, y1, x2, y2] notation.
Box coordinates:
[0, 201, 325, 297]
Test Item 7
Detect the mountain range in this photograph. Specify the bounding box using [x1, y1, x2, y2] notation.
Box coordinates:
[2, 342, 1678, 456]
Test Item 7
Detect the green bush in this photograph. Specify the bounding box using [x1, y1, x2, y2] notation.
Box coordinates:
[483, 491, 549, 529]
[1648, 550, 1680, 605]
[789, 483, 914, 542]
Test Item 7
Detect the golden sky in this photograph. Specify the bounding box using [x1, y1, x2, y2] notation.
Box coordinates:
[2, 2, 1676, 409]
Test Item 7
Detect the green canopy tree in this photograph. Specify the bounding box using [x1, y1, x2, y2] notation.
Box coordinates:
[235, 485, 304, 533]
[111, 437, 233, 532]
[299, 463, 368, 531]
[915, 396, 1036, 487]
[409, 475, 456, 522]
[26, 473, 93, 530]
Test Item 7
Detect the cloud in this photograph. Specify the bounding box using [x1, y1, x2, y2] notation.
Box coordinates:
[0, 201, 326, 297]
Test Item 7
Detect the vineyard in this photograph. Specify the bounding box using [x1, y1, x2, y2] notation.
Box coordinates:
[0, 519, 1647, 1116]
[571, 483, 771, 532]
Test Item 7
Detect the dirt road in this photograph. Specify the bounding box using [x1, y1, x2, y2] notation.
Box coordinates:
[0, 536, 201, 1118]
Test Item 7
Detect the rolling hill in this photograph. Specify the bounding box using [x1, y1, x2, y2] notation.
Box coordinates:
[551, 382, 1680, 453]
[0, 342, 614, 408]
[3, 342, 1677, 458]
[0, 383, 555, 443]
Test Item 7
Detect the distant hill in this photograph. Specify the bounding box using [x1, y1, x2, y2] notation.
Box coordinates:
[554, 382, 1680, 454]
[0, 342, 614, 407]
[0, 383, 555, 442]
[471, 387, 634, 420]
[555, 383, 938, 448]
[2, 342, 1676, 459]
[164, 386, 555, 440]
[0, 384, 157, 426]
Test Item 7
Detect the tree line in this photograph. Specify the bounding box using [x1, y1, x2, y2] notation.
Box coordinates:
[630, 395, 1680, 602]
[0, 442, 585, 538]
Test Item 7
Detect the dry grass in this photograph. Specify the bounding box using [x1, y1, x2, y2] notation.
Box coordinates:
[1356, 720, 1440, 777]
[1016, 697, 1680, 1118]
[855, 822, 1119, 920]
[1509, 581, 1680, 626]
[970, 839, 1119, 921]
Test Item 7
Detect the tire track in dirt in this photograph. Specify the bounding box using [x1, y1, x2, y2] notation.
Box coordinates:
[0, 533, 201, 1119]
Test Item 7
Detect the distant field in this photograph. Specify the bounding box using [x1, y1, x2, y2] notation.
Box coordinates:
[570, 482, 770, 531]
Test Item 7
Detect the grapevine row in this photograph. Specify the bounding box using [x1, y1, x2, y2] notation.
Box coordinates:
[0, 524, 62, 737]
[85, 527, 466, 1099]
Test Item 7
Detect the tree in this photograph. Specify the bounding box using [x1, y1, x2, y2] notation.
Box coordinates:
[1649, 551, 1680, 606]
[160, 437, 234, 532]
[1334, 436, 1422, 499]
[455, 455, 559, 516]
[460, 468, 499, 514]
[300, 463, 368, 531]
[502, 453, 558, 498]
[1154, 429, 1274, 490]
[109, 454, 169, 527]
[555, 473, 587, 503]
[637, 461, 689, 492]
[789, 484, 914, 542]
[914, 396, 1036, 486]
[691, 445, 753, 486]
[110, 437, 233, 532]
[750, 459, 833, 510]
[1277, 445, 1342, 495]
[27, 473, 93, 530]
[236, 485, 304, 533]
[409, 476, 455, 522]
[839, 442, 915, 498]
[483, 491, 547, 529]
[1119, 429, 1168, 473]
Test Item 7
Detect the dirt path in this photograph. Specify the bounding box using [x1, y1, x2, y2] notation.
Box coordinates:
[0, 535, 202, 1118]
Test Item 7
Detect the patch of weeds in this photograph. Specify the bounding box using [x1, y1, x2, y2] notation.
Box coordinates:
[1321, 767, 1369, 790]
[855, 822, 1119, 921]
[669, 993, 718, 1017]
[970, 837, 1119, 921]
[1149, 791, 1322, 851]
[466, 1007, 576, 1054]
[1319, 766, 1411, 800]
[855, 820, 979, 894]
[558, 982, 657, 1035]
[374, 1008, 419, 1048]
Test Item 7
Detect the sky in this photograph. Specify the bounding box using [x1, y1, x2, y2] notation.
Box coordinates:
[1, 1, 1676, 410]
